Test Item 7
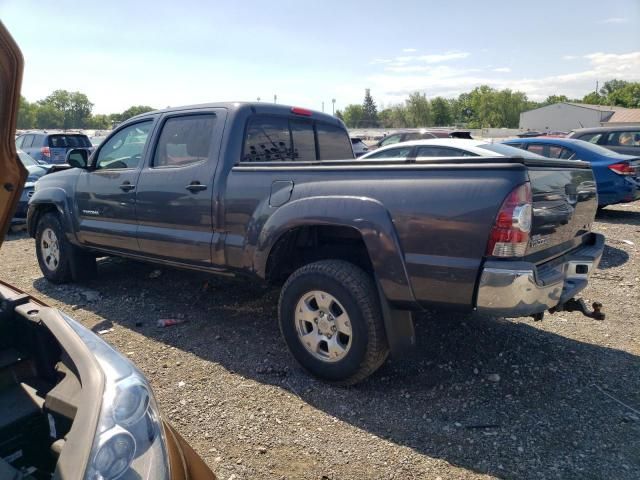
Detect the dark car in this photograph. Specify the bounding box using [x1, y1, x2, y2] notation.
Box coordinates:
[12, 149, 49, 226]
[503, 137, 640, 207]
[0, 22, 216, 480]
[15, 131, 94, 164]
[568, 126, 640, 156]
[374, 129, 471, 149]
[351, 137, 369, 157]
[29, 101, 605, 385]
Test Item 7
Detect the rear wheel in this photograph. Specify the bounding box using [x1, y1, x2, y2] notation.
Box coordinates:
[278, 260, 389, 385]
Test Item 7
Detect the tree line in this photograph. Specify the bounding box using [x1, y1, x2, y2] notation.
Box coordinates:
[337, 79, 640, 129]
[18, 79, 639, 131]
[17, 89, 155, 130]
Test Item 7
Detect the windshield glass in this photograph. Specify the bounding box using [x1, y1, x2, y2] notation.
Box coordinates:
[481, 143, 547, 159]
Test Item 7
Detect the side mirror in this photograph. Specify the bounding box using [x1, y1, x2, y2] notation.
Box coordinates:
[66, 148, 89, 169]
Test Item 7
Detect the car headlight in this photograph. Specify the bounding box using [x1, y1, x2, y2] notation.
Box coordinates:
[62, 314, 170, 480]
[24, 181, 35, 189]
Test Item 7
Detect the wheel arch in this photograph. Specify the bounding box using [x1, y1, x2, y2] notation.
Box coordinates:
[27, 187, 74, 239]
[254, 196, 416, 306]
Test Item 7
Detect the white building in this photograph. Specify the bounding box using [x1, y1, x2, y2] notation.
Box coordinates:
[519, 102, 640, 131]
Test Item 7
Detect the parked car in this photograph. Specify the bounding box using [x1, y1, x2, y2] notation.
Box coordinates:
[359, 138, 548, 160]
[351, 137, 369, 157]
[503, 137, 640, 208]
[517, 130, 545, 138]
[568, 126, 640, 156]
[12, 149, 49, 226]
[0, 22, 216, 480]
[373, 129, 471, 149]
[29, 101, 604, 385]
[15, 131, 94, 164]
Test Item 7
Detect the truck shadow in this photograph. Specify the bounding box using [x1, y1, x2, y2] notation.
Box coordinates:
[599, 244, 629, 269]
[33, 256, 640, 480]
[596, 207, 640, 225]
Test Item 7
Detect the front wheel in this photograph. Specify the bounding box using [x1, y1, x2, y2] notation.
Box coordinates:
[278, 260, 389, 385]
[35, 212, 96, 283]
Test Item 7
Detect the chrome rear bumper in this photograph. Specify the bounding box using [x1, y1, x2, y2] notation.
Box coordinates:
[475, 233, 604, 317]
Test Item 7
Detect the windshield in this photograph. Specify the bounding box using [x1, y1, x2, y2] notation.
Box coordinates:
[481, 143, 547, 159]
[18, 150, 38, 166]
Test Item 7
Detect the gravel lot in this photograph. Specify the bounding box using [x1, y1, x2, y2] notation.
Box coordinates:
[2, 204, 639, 480]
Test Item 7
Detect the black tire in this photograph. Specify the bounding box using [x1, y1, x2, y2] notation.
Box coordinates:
[278, 260, 389, 385]
[35, 212, 96, 283]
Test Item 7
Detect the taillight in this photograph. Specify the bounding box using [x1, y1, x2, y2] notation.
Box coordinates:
[608, 162, 634, 175]
[486, 182, 532, 257]
[40, 146, 51, 158]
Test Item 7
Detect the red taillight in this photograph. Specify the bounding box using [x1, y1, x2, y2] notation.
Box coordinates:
[40, 146, 50, 158]
[608, 162, 634, 175]
[486, 182, 533, 257]
[291, 107, 312, 116]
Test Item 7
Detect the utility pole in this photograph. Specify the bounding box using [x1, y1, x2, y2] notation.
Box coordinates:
[332, 98, 336, 115]
[274, 94, 277, 104]
[257, 97, 261, 102]
[322, 101, 325, 113]
[595, 80, 599, 94]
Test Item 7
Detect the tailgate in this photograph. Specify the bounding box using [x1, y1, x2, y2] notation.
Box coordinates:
[525, 160, 598, 261]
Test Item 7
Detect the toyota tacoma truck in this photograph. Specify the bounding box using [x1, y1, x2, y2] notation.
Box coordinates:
[28, 101, 605, 385]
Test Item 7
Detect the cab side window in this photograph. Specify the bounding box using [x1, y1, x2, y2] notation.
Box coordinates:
[95, 121, 152, 170]
[153, 115, 217, 168]
[365, 146, 412, 159]
[379, 134, 401, 147]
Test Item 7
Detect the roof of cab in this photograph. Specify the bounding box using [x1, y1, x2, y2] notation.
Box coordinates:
[129, 102, 342, 125]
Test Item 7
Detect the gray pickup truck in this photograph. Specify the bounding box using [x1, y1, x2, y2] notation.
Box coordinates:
[28, 102, 604, 384]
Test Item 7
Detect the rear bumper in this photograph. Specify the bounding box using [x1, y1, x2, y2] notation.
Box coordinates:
[475, 233, 604, 317]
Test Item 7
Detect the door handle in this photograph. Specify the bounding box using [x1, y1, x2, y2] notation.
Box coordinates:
[119, 182, 135, 192]
[185, 182, 207, 192]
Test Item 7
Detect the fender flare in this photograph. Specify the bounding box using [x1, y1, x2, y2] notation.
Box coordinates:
[253, 195, 416, 305]
[27, 187, 76, 241]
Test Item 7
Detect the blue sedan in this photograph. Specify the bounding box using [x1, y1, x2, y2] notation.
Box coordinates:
[502, 137, 640, 208]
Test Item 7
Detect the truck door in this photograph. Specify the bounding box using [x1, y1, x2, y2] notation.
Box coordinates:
[134, 109, 226, 265]
[75, 119, 154, 252]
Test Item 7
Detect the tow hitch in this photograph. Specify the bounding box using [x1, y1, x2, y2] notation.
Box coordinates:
[550, 298, 605, 320]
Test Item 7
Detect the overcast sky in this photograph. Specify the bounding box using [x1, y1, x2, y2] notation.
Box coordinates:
[2, 0, 639, 114]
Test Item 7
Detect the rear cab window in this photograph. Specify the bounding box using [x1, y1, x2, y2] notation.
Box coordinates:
[48, 134, 92, 148]
[242, 115, 352, 163]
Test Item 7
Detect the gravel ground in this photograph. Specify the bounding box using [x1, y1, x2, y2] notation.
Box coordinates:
[2, 204, 639, 480]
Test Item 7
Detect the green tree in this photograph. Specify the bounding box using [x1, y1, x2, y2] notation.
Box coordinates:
[342, 104, 365, 128]
[582, 91, 604, 105]
[607, 82, 640, 108]
[599, 79, 629, 97]
[334, 109, 344, 120]
[430, 96, 452, 126]
[35, 103, 64, 129]
[119, 105, 155, 122]
[361, 89, 379, 127]
[543, 95, 569, 105]
[39, 89, 93, 128]
[405, 92, 431, 127]
[86, 114, 112, 129]
[17, 95, 36, 129]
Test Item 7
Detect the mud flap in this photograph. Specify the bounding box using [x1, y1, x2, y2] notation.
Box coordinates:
[376, 281, 416, 356]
